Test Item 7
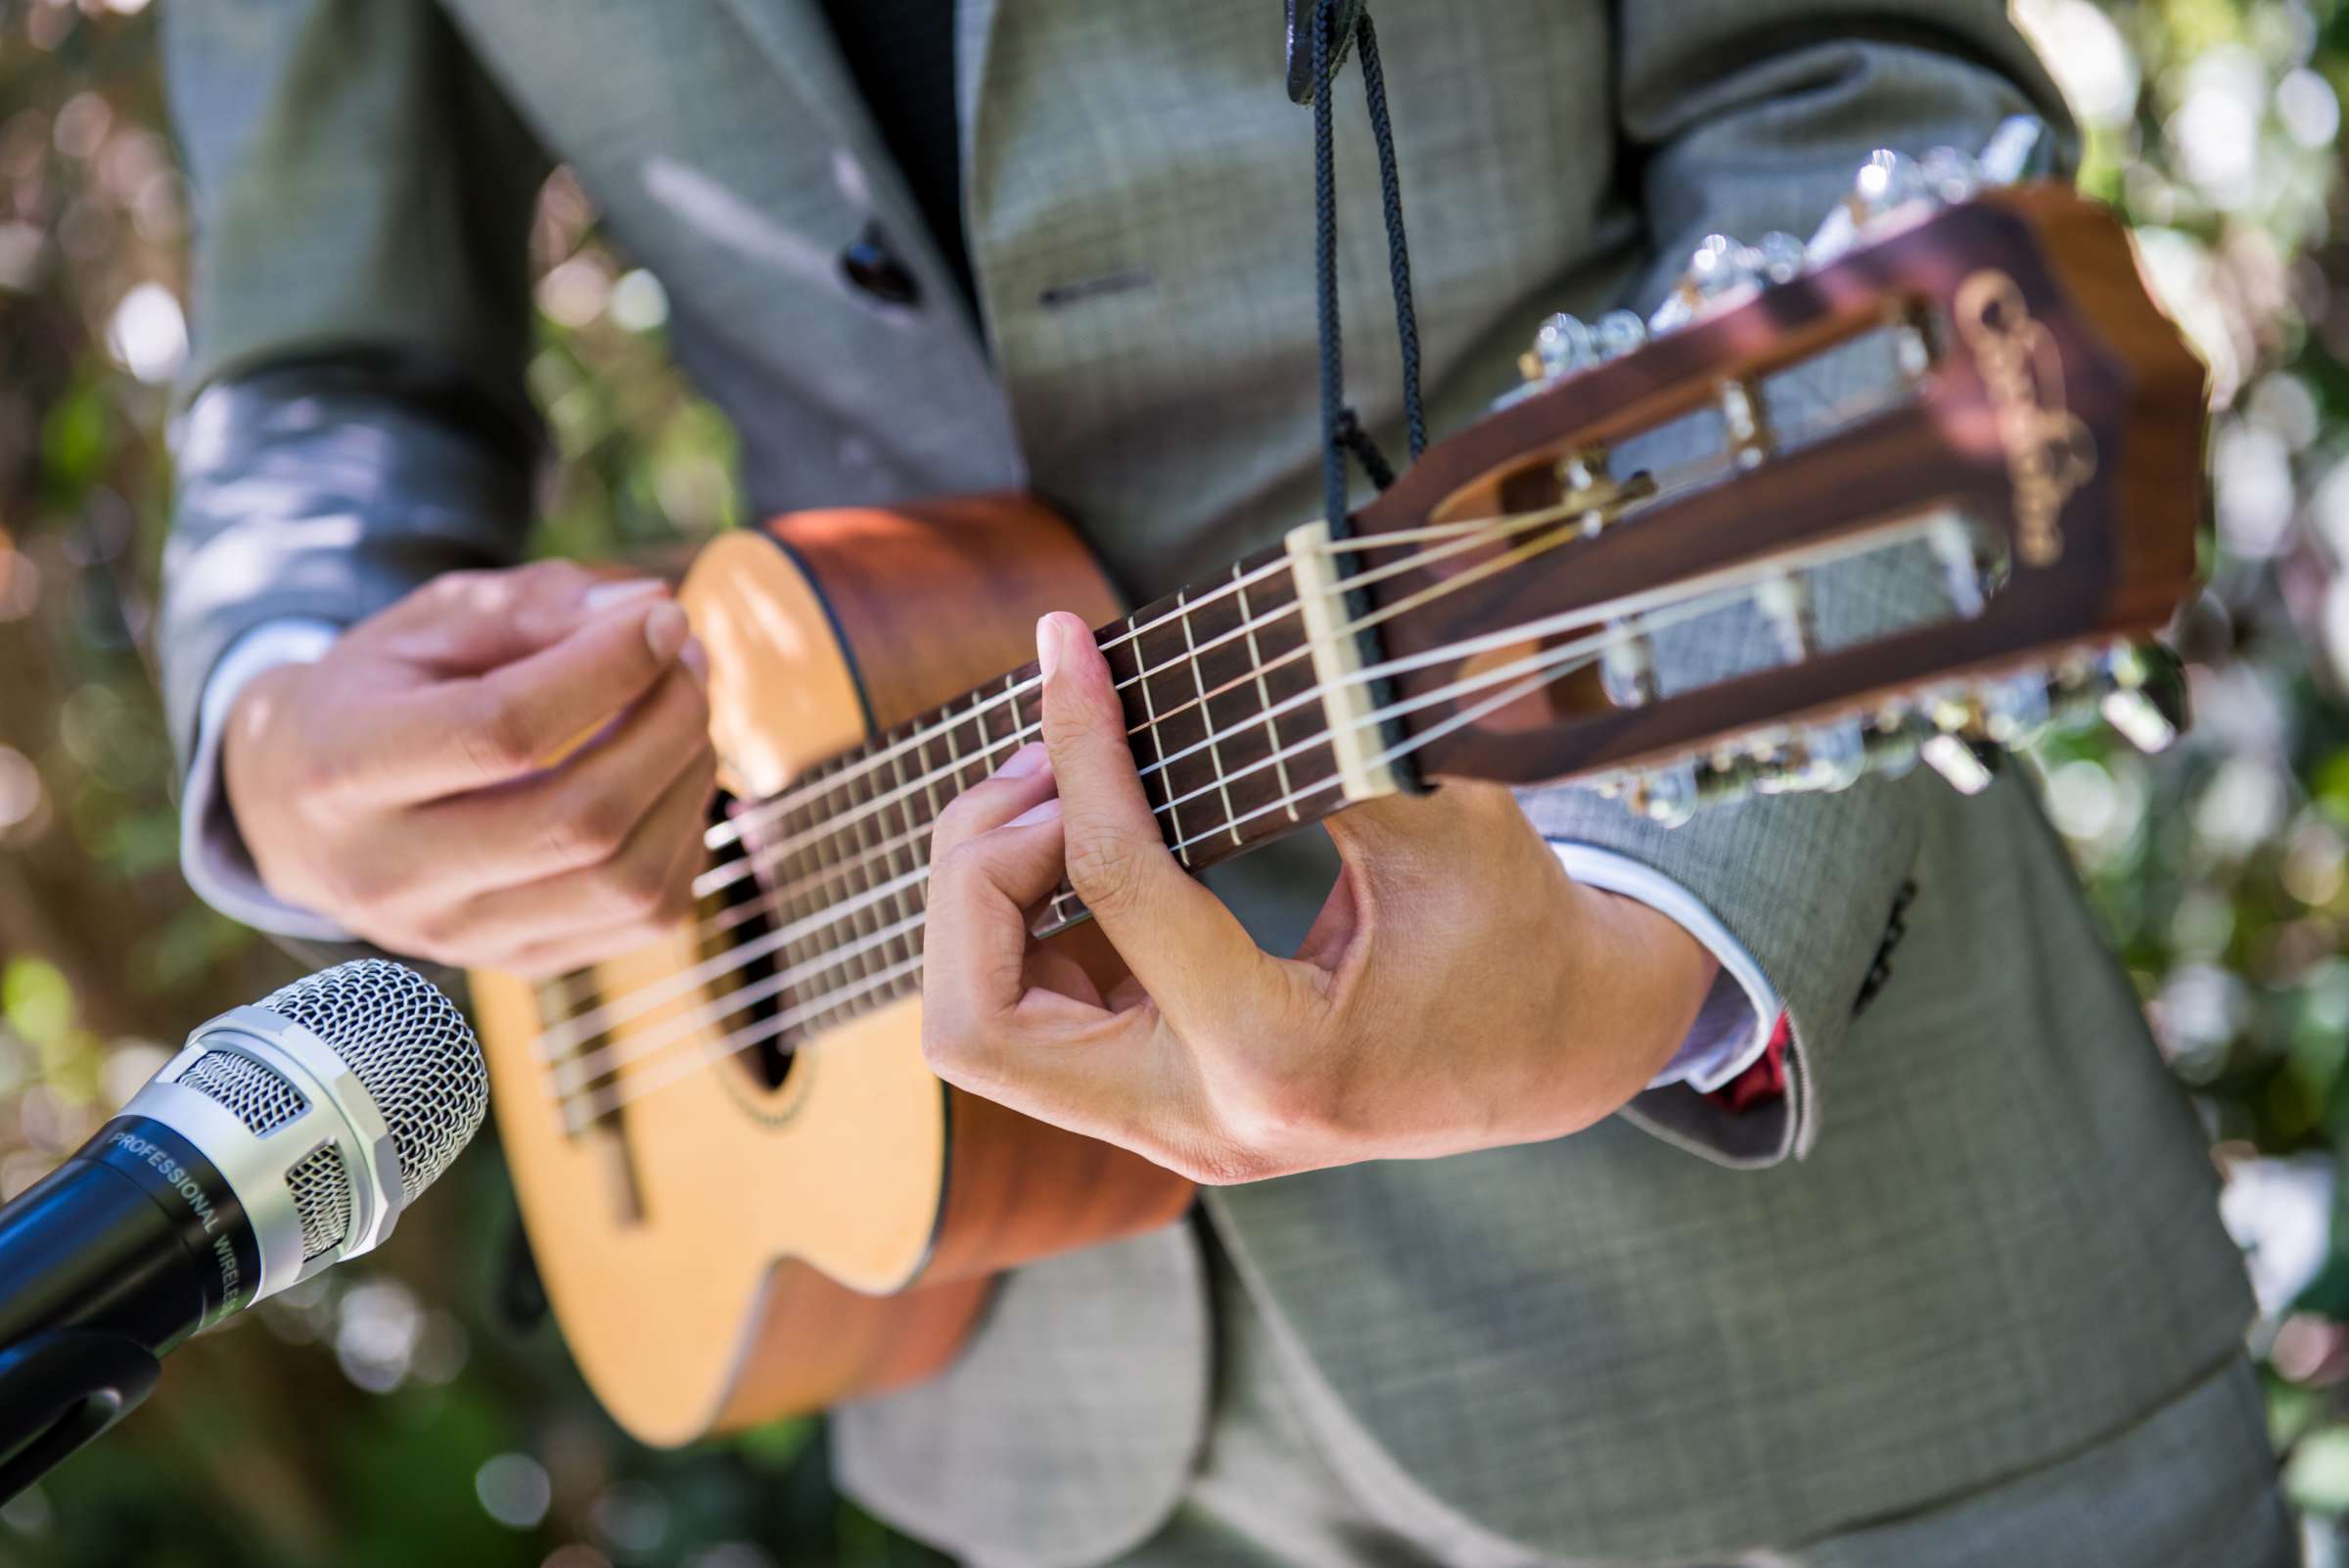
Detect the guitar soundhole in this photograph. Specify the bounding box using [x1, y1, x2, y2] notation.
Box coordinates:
[706, 794, 799, 1094]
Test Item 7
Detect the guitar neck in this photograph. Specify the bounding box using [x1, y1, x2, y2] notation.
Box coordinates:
[716, 537, 1374, 1039]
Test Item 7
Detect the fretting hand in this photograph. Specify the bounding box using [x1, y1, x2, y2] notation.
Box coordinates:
[922, 611, 1721, 1184]
[223, 562, 716, 977]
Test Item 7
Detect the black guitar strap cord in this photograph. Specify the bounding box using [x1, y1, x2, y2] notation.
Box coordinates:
[1300, 0, 1427, 532]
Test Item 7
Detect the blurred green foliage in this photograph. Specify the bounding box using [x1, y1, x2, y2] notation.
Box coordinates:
[4, 0, 2349, 1563]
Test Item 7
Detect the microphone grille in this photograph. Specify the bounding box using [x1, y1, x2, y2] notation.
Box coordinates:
[287, 1145, 355, 1261]
[257, 960, 489, 1203]
[178, 1048, 309, 1136]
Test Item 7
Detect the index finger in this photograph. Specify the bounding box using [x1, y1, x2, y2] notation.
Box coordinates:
[1032, 612, 1265, 1029]
[345, 597, 693, 801]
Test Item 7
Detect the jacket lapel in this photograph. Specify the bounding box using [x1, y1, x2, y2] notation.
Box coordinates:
[701, 0, 976, 332]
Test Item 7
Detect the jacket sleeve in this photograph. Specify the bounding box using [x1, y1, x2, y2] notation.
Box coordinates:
[1516, 1, 2075, 1166]
[158, 0, 549, 769]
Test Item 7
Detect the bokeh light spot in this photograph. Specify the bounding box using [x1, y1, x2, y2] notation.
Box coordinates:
[476, 1453, 553, 1531]
[0, 747, 41, 832]
[106, 281, 186, 383]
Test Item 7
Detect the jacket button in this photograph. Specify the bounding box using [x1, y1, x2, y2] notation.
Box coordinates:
[840, 221, 921, 308]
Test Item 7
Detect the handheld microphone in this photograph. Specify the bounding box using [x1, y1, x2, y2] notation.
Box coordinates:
[0, 960, 488, 1500]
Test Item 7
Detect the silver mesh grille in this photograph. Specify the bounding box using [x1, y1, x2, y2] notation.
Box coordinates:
[258, 960, 488, 1203]
[287, 1144, 353, 1261]
[177, 1049, 307, 1135]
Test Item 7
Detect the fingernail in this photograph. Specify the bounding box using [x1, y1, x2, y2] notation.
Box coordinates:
[1008, 797, 1063, 828]
[679, 634, 709, 687]
[1036, 614, 1065, 680]
[586, 578, 666, 612]
[644, 601, 690, 661]
[996, 741, 1048, 779]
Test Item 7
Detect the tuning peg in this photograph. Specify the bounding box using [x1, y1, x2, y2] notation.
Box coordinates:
[1684, 234, 1749, 299]
[1926, 515, 1999, 619]
[1919, 731, 1998, 795]
[1852, 150, 1927, 222]
[2098, 645, 2188, 753]
[1629, 760, 1700, 827]
[1919, 146, 1980, 204]
[1755, 718, 1867, 795]
[1600, 625, 1658, 707]
[1593, 309, 1647, 359]
[1977, 672, 2052, 748]
[1754, 232, 1807, 284]
[1863, 710, 1927, 780]
[1753, 572, 1816, 663]
[1523, 312, 1596, 384]
[1977, 115, 2053, 186]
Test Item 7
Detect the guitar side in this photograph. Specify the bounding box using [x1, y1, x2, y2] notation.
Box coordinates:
[472, 497, 1193, 1447]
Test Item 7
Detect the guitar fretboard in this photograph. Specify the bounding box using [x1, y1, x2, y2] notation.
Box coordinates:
[716, 539, 1357, 1045]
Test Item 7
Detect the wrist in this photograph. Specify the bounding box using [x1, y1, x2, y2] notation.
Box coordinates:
[221, 663, 317, 902]
[1540, 878, 1720, 1134]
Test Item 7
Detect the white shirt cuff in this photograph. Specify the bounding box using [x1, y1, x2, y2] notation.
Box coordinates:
[1547, 843, 1781, 1094]
[182, 620, 357, 943]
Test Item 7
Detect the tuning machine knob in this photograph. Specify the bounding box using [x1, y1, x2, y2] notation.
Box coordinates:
[1599, 624, 1658, 707]
[1754, 231, 1807, 284]
[1592, 308, 1647, 359]
[1752, 718, 1867, 796]
[1926, 515, 2003, 619]
[1919, 731, 1999, 795]
[1525, 312, 1596, 382]
[1919, 146, 1981, 204]
[1684, 234, 1751, 300]
[1627, 760, 1701, 827]
[1516, 308, 1649, 391]
[2096, 644, 2188, 754]
[1977, 115, 2053, 186]
[1974, 673, 2051, 749]
[1852, 150, 1928, 221]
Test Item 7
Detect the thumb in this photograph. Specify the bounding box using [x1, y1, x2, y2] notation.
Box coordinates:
[362, 562, 669, 675]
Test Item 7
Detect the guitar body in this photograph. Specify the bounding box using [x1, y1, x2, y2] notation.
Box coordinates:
[471, 497, 1195, 1447]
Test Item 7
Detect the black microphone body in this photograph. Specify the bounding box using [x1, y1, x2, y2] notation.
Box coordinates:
[0, 960, 487, 1505]
[0, 1118, 261, 1358]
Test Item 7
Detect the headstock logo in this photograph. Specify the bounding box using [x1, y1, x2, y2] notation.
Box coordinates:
[1955, 269, 2096, 567]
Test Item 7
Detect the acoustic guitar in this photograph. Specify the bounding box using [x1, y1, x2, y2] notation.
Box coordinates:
[467, 160, 2206, 1446]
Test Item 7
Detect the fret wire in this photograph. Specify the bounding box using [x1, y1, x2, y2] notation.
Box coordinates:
[1234, 560, 1303, 826]
[1000, 672, 1026, 766]
[835, 766, 889, 983]
[763, 792, 824, 1043]
[1003, 674, 1029, 765]
[881, 733, 926, 956]
[1130, 610, 1190, 866]
[969, 679, 1004, 787]
[912, 724, 945, 870]
[1176, 588, 1244, 847]
[943, 692, 973, 795]
[883, 739, 925, 940]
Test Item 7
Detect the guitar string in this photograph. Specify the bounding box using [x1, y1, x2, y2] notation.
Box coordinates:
[703, 373, 1915, 856]
[677, 374, 1914, 954]
[533, 375, 1923, 1057]
[550, 591, 1761, 1127]
[537, 556, 1823, 1105]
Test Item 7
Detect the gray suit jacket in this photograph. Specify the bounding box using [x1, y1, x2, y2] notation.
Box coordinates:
[160, 3, 2254, 1563]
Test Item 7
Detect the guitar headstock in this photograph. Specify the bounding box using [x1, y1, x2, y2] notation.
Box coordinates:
[1346, 129, 2207, 822]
